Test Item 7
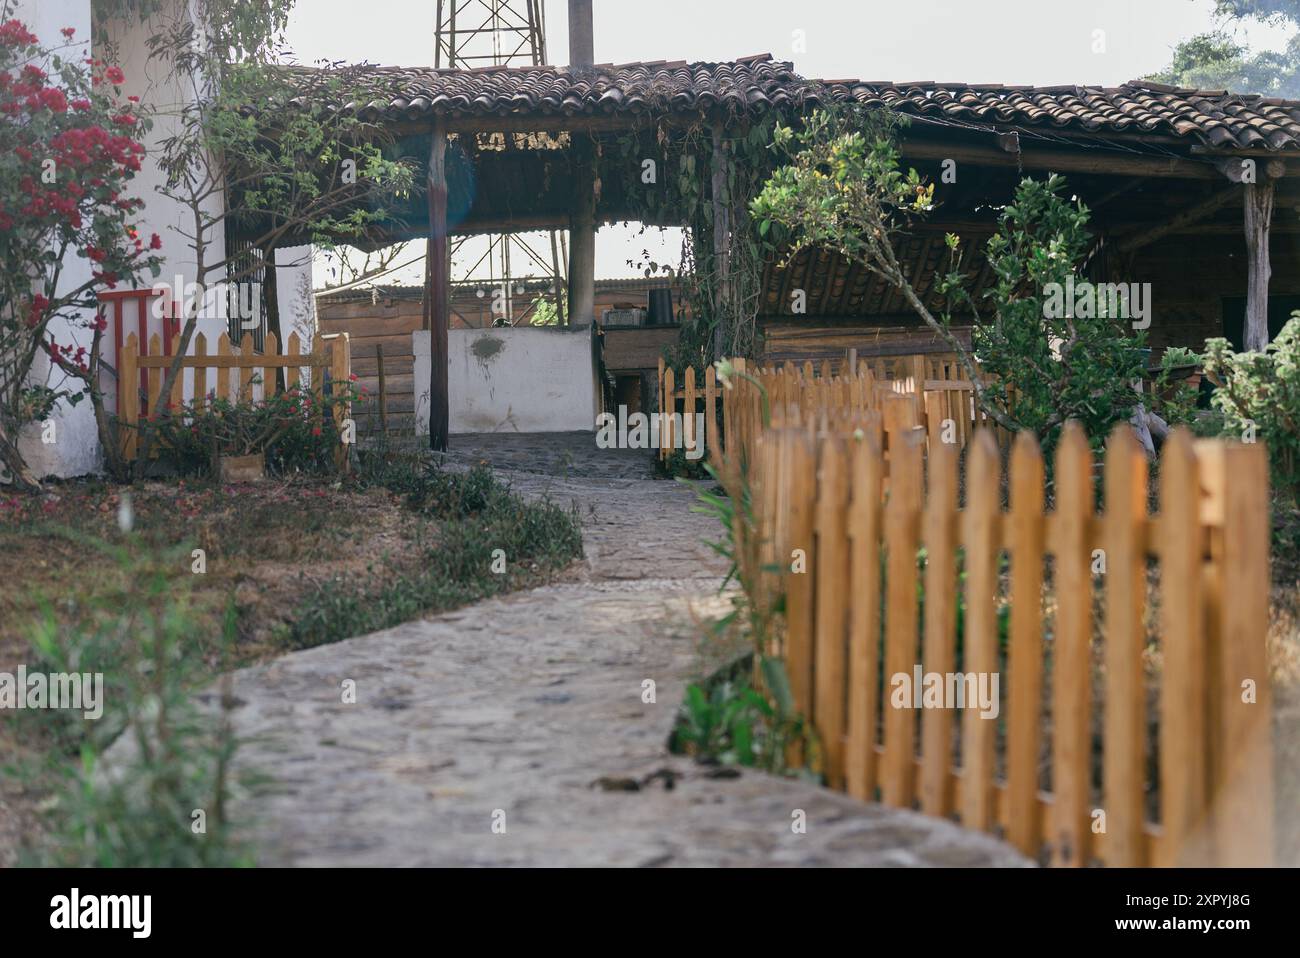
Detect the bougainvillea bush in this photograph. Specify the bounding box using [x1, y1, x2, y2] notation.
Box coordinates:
[0, 12, 161, 488]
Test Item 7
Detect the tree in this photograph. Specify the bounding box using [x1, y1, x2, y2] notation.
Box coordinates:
[131, 0, 413, 466]
[751, 106, 1147, 454]
[1147, 0, 1300, 97]
[0, 11, 161, 489]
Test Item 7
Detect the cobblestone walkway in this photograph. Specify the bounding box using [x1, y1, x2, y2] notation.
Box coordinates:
[174, 434, 1030, 866]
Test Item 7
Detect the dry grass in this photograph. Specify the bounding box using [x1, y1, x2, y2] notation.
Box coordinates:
[0, 477, 435, 672]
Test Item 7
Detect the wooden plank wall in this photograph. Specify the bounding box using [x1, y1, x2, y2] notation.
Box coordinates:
[318, 299, 420, 435]
[760, 321, 973, 368]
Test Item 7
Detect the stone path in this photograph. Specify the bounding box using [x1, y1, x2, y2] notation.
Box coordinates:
[178, 434, 1030, 866]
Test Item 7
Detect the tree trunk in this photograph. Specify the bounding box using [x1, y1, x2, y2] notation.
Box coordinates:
[0, 420, 41, 491]
[262, 244, 284, 392]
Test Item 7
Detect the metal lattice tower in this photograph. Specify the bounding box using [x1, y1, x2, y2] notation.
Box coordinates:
[435, 0, 567, 325]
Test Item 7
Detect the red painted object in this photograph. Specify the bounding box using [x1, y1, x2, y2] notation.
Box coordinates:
[98, 288, 179, 411]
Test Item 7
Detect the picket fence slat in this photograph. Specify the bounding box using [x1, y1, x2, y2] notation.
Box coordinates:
[786, 428, 817, 729]
[217, 333, 232, 404]
[961, 429, 1000, 831]
[1157, 428, 1206, 867]
[1006, 432, 1045, 855]
[919, 436, 958, 818]
[1051, 422, 1094, 866]
[814, 436, 849, 789]
[1215, 441, 1273, 865]
[1103, 427, 1148, 867]
[846, 432, 884, 801]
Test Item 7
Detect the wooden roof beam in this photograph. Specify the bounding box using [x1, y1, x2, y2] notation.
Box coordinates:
[901, 139, 1220, 180]
[1115, 185, 1242, 253]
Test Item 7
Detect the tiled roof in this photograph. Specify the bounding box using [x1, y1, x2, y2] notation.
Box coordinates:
[819, 77, 1300, 152]
[331, 54, 816, 121]
[323, 53, 1300, 151]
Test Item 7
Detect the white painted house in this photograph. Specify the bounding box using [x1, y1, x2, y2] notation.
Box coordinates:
[8, 0, 314, 481]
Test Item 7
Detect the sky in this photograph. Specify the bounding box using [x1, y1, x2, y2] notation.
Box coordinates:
[284, 0, 1293, 290]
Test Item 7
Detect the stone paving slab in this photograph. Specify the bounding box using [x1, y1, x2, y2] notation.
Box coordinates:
[208, 579, 1027, 867]
[109, 439, 1030, 867]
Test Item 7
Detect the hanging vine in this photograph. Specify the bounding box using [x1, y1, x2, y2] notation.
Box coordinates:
[610, 107, 787, 376]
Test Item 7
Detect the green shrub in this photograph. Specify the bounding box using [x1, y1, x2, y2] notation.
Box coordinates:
[1202, 316, 1300, 505]
[670, 656, 810, 773]
[286, 461, 583, 648]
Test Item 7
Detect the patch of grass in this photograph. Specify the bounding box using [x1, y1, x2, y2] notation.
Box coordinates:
[281, 454, 583, 649]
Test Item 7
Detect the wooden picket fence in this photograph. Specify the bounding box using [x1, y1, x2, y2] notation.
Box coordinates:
[656, 358, 719, 461]
[737, 415, 1273, 866]
[117, 330, 351, 462]
[720, 351, 1012, 474]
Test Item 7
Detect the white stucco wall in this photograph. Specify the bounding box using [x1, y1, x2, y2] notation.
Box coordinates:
[413, 326, 598, 434]
[275, 245, 317, 349]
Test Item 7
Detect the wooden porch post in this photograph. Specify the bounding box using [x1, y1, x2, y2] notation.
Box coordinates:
[711, 122, 732, 360]
[1243, 176, 1275, 351]
[427, 117, 450, 451]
